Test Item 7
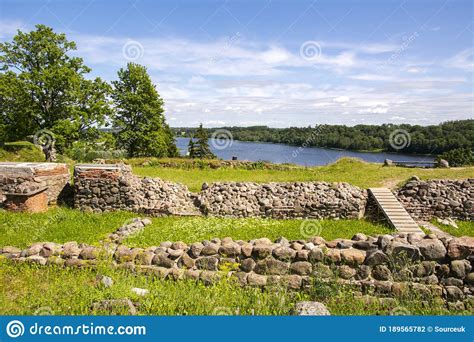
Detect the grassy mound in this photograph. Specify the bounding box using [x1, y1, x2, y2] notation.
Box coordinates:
[0, 141, 45, 162]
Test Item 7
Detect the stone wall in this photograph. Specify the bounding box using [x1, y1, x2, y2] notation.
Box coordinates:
[196, 182, 367, 219]
[71, 164, 474, 222]
[396, 178, 473, 221]
[73, 164, 199, 215]
[74, 164, 367, 219]
[0, 162, 70, 205]
[2, 232, 473, 308]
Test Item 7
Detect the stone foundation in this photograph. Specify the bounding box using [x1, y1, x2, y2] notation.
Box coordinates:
[196, 182, 367, 219]
[2, 232, 473, 309]
[396, 178, 473, 220]
[0, 162, 70, 205]
[73, 164, 367, 219]
[73, 164, 199, 215]
[4, 188, 48, 213]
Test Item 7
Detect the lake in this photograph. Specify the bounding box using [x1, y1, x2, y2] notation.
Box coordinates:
[176, 137, 435, 167]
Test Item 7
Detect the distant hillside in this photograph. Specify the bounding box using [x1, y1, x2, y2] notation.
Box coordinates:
[172, 120, 474, 155]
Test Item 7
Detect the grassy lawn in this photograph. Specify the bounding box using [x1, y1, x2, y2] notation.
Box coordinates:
[0, 207, 392, 248]
[430, 220, 474, 237]
[125, 217, 392, 247]
[0, 208, 137, 248]
[133, 158, 474, 192]
[0, 259, 464, 315]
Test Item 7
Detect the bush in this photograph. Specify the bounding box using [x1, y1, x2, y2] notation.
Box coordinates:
[65, 141, 127, 162]
[438, 148, 473, 167]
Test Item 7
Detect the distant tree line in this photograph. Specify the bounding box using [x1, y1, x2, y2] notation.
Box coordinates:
[174, 120, 474, 156]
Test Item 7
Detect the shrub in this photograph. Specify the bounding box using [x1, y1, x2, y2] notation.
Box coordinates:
[438, 148, 473, 167]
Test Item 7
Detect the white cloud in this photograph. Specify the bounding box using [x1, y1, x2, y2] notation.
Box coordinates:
[447, 49, 474, 71]
[333, 96, 350, 103]
[1, 22, 472, 126]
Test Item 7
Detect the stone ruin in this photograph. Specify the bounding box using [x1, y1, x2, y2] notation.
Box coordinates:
[73, 164, 200, 216]
[73, 164, 368, 219]
[397, 178, 473, 221]
[2, 230, 473, 310]
[0, 162, 70, 211]
[0, 162, 472, 222]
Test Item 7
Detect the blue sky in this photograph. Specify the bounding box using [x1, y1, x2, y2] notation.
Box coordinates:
[0, 0, 473, 127]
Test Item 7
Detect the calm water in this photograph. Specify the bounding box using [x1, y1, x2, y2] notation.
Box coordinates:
[176, 137, 435, 167]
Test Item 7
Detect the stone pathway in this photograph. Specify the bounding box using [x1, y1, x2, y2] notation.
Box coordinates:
[418, 221, 453, 239]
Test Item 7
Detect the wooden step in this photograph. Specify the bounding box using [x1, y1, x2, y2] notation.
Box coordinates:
[369, 188, 423, 234]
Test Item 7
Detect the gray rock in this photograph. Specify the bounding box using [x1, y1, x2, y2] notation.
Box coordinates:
[240, 258, 256, 272]
[290, 261, 312, 276]
[372, 265, 392, 281]
[365, 250, 389, 266]
[92, 299, 137, 315]
[195, 256, 219, 271]
[273, 246, 296, 261]
[254, 258, 289, 275]
[416, 238, 447, 261]
[97, 275, 114, 288]
[294, 301, 330, 316]
[445, 286, 464, 302]
[450, 260, 471, 278]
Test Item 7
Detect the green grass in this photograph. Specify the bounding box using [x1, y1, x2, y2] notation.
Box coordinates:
[133, 158, 474, 192]
[0, 259, 466, 315]
[0, 259, 305, 315]
[0, 208, 137, 248]
[0, 208, 392, 248]
[0, 141, 45, 162]
[125, 217, 392, 247]
[431, 220, 474, 237]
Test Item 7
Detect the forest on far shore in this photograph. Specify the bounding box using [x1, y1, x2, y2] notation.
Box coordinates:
[174, 120, 474, 155]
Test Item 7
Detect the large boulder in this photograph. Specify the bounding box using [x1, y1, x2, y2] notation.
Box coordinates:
[416, 238, 447, 261]
[385, 241, 420, 261]
[447, 237, 474, 260]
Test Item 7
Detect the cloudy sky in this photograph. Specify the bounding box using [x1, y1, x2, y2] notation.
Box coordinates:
[1, 0, 473, 127]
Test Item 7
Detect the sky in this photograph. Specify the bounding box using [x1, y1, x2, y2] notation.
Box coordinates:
[0, 0, 473, 127]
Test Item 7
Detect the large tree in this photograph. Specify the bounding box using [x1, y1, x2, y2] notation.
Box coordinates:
[111, 62, 178, 157]
[0, 25, 111, 152]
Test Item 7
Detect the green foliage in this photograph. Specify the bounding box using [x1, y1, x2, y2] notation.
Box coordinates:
[175, 120, 474, 155]
[0, 141, 45, 162]
[64, 139, 127, 162]
[438, 147, 473, 167]
[0, 25, 111, 151]
[112, 63, 178, 158]
[188, 123, 216, 159]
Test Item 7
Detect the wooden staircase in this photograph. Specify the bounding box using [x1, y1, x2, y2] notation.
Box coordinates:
[368, 188, 423, 234]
